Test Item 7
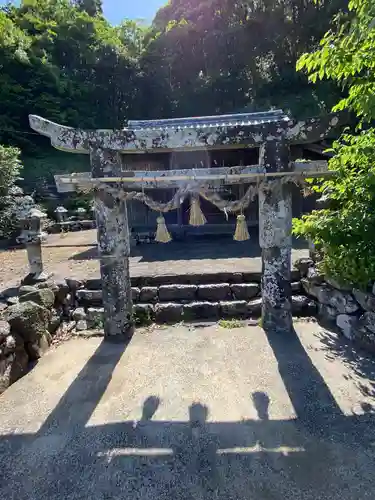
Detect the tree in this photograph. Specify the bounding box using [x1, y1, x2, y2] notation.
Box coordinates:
[293, 0, 375, 287]
[143, 0, 347, 118]
[0, 145, 22, 196]
[73, 0, 102, 17]
[0, 144, 25, 238]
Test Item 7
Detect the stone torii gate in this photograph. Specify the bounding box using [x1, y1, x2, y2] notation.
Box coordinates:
[29, 111, 338, 337]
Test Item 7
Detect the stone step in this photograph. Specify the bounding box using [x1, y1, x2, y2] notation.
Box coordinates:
[76, 283, 262, 305]
[84, 269, 301, 290]
[74, 295, 316, 329]
[75, 281, 303, 307]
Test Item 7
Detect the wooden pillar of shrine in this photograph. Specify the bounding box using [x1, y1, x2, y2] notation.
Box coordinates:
[258, 140, 293, 334]
[90, 148, 133, 337]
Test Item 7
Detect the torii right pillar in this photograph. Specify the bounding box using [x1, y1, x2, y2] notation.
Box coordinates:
[259, 140, 293, 334]
[258, 114, 340, 333]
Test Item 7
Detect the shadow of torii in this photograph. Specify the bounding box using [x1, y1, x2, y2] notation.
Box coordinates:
[1, 326, 375, 500]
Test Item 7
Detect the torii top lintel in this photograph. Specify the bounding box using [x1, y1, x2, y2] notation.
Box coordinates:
[29, 110, 339, 154]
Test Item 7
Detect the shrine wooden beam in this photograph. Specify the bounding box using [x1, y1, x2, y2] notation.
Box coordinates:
[54, 161, 330, 193]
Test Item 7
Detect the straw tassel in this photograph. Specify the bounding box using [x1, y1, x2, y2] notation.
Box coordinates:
[155, 214, 172, 243]
[234, 214, 250, 241]
[189, 195, 207, 226]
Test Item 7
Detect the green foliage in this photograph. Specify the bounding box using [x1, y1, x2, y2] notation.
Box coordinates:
[0, 145, 25, 238]
[0, 145, 22, 196]
[297, 0, 375, 123]
[293, 131, 375, 287]
[133, 307, 153, 327]
[294, 0, 375, 287]
[218, 319, 242, 329]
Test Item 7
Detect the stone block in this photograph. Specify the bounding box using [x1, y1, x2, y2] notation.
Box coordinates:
[231, 283, 259, 301]
[291, 270, 302, 282]
[243, 272, 262, 283]
[76, 320, 88, 332]
[84, 279, 102, 290]
[72, 307, 87, 321]
[352, 289, 375, 313]
[7, 301, 50, 343]
[133, 304, 154, 326]
[291, 281, 302, 293]
[131, 287, 140, 303]
[247, 298, 262, 316]
[25, 332, 51, 360]
[329, 290, 359, 314]
[336, 314, 358, 340]
[291, 295, 317, 316]
[326, 276, 352, 291]
[0, 348, 29, 395]
[318, 303, 338, 322]
[6, 296, 18, 306]
[359, 312, 375, 334]
[87, 308, 104, 329]
[49, 309, 62, 334]
[158, 285, 197, 302]
[302, 280, 358, 314]
[183, 302, 219, 321]
[76, 289, 102, 305]
[3, 335, 17, 355]
[19, 286, 55, 309]
[54, 280, 70, 304]
[232, 273, 244, 284]
[220, 301, 248, 318]
[197, 284, 231, 301]
[139, 287, 158, 303]
[66, 278, 85, 291]
[306, 266, 324, 284]
[37, 279, 69, 304]
[155, 303, 183, 323]
[0, 321, 10, 343]
[294, 257, 314, 277]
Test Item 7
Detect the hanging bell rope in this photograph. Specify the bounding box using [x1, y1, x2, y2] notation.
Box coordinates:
[189, 194, 207, 226]
[234, 214, 250, 242]
[155, 214, 172, 243]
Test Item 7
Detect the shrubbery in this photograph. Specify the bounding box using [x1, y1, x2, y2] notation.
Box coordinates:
[293, 0, 375, 288]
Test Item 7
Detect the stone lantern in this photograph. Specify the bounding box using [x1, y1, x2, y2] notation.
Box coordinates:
[54, 205, 68, 223]
[18, 208, 50, 284]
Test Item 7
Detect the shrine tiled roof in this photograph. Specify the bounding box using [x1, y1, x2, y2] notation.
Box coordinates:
[126, 110, 290, 131]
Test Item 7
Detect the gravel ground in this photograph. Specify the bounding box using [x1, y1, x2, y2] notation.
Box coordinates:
[0, 230, 309, 290]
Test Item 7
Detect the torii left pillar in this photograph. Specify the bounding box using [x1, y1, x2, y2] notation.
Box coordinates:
[90, 148, 133, 337]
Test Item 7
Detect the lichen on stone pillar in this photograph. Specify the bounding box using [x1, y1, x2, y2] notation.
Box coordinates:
[259, 141, 293, 334]
[90, 147, 133, 337]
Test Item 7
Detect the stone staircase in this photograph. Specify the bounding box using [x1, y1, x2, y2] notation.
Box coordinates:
[70, 270, 316, 329]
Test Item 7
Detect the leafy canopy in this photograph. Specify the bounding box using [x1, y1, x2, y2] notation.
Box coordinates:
[294, 0, 375, 287]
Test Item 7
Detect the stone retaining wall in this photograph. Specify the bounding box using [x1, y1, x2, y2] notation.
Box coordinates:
[296, 258, 375, 353]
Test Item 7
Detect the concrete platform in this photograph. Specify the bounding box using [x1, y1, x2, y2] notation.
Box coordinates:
[1, 321, 375, 499]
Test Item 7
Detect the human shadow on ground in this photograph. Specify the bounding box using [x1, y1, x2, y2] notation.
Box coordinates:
[1, 327, 375, 500]
[69, 233, 308, 263]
